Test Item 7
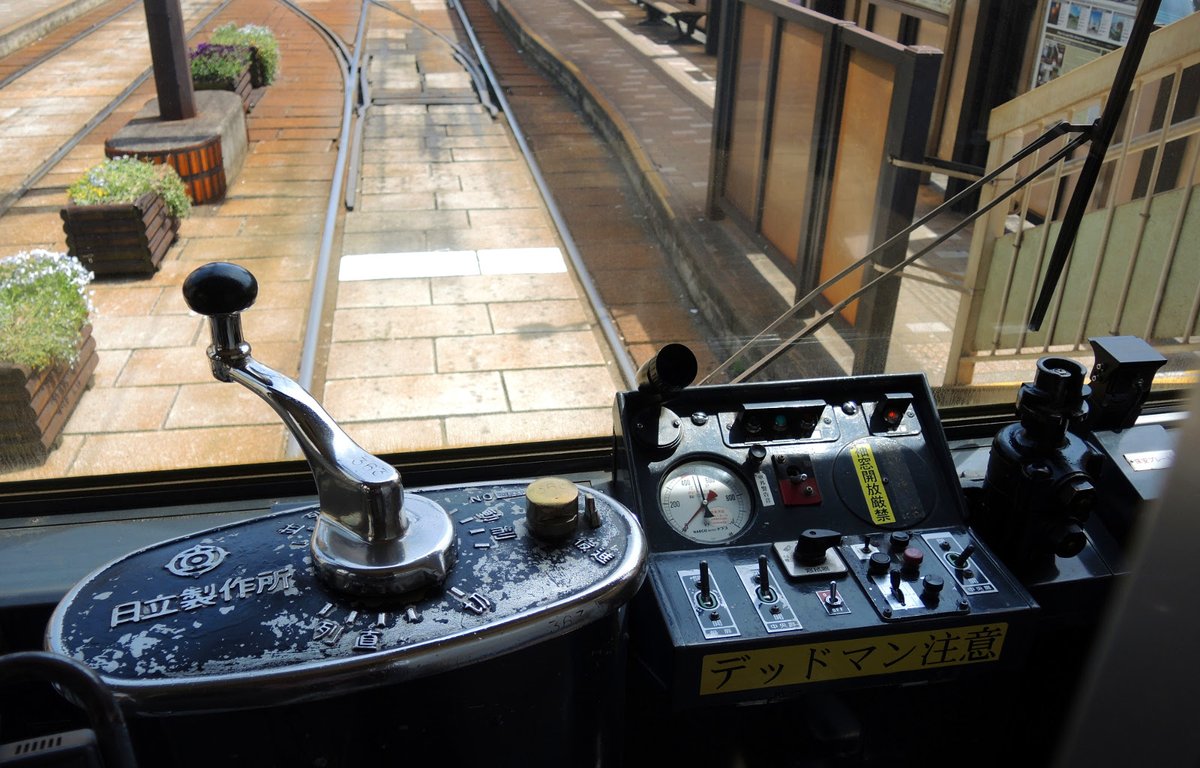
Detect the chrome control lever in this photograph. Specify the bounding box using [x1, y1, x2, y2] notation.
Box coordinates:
[183, 262, 455, 595]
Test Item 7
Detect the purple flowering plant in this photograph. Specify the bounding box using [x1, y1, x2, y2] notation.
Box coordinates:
[189, 42, 252, 85]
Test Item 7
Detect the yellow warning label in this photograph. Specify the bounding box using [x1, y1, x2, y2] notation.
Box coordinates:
[700, 623, 1008, 695]
[850, 442, 895, 525]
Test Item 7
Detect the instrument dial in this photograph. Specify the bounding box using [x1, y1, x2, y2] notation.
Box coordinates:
[659, 461, 753, 544]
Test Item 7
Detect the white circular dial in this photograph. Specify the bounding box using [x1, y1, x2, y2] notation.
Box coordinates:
[659, 461, 753, 544]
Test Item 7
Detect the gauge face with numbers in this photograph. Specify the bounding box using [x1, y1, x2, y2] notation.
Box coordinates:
[659, 460, 753, 544]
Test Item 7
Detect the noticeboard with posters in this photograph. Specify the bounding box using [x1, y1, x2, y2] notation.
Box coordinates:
[1034, 0, 1198, 88]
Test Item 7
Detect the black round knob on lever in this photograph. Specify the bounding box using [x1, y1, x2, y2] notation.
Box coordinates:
[184, 263, 260, 367]
[183, 262, 258, 316]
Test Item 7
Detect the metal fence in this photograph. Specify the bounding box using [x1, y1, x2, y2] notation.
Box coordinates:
[945, 12, 1200, 386]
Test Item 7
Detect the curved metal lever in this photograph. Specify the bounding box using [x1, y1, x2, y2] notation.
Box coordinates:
[183, 262, 454, 595]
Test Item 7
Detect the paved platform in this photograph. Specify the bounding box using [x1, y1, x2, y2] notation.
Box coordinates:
[0, 0, 109, 58]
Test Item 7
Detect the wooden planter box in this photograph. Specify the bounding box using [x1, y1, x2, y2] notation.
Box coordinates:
[194, 66, 252, 111]
[0, 325, 98, 469]
[60, 192, 180, 278]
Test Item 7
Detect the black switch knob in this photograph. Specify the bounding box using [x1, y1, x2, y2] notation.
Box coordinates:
[921, 574, 944, 603]
[795, 528, 842, 566]
[747, 444, 768, 467]
[868, 551, 891, 575]
[183, 262, 258, 316]
[889, 530, 911, 550]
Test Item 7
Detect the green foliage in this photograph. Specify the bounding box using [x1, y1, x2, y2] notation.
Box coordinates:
[0, 250, 93, 370]
[189, 42, 252, 85]
[210, 23, 280, 85]
[67, 156, 191, 219]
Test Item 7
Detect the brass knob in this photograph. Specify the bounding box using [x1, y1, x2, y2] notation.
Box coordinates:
[525, 477, 580, 541]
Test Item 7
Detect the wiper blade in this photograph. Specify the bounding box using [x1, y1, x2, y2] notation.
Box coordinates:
[1027, 0, 1162, 331]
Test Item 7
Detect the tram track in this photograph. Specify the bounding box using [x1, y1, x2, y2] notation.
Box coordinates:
[290, 0, 642, 391]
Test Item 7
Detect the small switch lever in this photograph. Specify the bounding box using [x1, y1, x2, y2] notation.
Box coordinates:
[953, 544, 976, 569]
[757, 554, 772, 600]
[697, 560, 717, 609]
[824, 580, 842, 608]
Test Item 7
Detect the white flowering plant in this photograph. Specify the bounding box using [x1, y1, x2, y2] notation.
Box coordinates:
[0, 250, 94, 370]
[68, 156, 191, 219]
[210, 23, 280, 86]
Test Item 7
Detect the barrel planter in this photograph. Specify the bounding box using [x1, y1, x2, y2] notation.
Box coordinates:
[0, 325, 97, 469]
[103, 138, 229, 206]
[60, 192, 180, 278]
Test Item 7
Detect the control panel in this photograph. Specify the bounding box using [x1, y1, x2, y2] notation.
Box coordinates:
[613, 349, 1035, 705]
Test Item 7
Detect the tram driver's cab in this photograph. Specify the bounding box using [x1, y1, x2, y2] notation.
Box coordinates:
[0, 257, 1190, 766]
[3, 1, 1199, 764]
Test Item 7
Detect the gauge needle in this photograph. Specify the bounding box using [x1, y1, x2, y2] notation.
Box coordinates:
[682, 480, 719, 531]
[701, 489, 717, 525]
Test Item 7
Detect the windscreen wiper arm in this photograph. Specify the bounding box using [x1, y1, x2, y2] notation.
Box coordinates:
[1027, 0, 1161, 331]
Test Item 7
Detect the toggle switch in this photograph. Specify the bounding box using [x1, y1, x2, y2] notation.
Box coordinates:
[756, 554, 774, 601]
[951, 543, 976, 569]
[697, 560, 717, 610]
[775, 454, 822, 506]
[824, 580, 842, 608]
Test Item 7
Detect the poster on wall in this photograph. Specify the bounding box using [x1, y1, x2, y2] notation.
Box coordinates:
[1033, 0, 1197, 88]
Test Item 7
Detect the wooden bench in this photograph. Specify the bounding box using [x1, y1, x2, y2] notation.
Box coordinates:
[639, 0, 708, 41]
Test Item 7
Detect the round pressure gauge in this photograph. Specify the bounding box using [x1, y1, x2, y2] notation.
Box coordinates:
[659, 460, 753, 544]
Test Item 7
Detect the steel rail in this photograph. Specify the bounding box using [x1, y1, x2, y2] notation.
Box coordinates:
[447, 0, 639, 388]
[280, 0, 368, 409]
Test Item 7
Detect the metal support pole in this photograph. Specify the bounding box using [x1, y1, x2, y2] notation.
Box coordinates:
[143, 0, 197, 120]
